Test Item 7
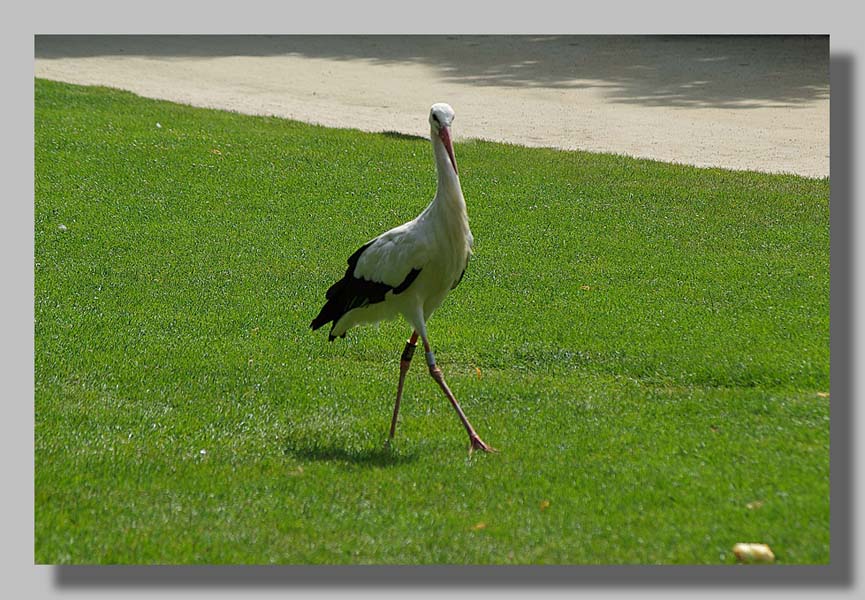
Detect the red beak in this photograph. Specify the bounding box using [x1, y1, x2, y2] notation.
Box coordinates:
[439, 126, 459, 175]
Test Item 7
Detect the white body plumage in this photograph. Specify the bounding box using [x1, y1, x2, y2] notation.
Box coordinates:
[312, 103, 473, 341]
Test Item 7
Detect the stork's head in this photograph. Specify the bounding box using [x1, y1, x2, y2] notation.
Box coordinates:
[429, 103, 455, 130]
[429, 103, 458, 175]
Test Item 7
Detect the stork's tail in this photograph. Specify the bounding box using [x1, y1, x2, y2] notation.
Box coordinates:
[309, 281, 349, 342]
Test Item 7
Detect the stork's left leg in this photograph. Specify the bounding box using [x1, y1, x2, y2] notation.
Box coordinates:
[421, 335, 495, 454]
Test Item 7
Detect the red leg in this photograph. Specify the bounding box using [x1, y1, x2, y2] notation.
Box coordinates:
[389, 331, 419, 439]
[421, 336, 495, 454]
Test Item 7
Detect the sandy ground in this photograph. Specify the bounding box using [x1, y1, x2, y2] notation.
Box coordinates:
[35, 35, 829, 178]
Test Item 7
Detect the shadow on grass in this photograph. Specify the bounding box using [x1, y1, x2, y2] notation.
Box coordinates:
[381, 130, 427, 141]
[283, 434, 419, 467]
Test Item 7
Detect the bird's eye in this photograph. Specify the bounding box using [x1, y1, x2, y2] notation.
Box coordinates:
[433, 114, 439, 123]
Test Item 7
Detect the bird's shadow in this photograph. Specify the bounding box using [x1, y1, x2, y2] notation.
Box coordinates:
[282, 432, 419, 467]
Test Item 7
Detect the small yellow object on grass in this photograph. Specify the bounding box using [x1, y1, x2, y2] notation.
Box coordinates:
[733, 543, 775, 563]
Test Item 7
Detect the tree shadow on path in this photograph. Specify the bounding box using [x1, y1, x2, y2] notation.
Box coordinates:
[36, 34, 829, 110]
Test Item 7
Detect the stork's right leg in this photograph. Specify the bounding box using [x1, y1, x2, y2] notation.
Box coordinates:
[389, 331, 419, 439]
[420, 335, 495, 454]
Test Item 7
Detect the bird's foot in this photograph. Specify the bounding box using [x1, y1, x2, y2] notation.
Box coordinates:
[469, 434, 497, 454]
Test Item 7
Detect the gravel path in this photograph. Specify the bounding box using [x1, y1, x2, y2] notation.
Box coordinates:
[35, 35, 829, 178]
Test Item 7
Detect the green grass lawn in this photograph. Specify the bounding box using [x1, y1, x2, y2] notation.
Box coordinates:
[34, 78, 830, 564]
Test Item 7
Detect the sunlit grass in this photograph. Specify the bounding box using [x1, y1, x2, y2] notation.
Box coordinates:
[35, 79, 829, 564]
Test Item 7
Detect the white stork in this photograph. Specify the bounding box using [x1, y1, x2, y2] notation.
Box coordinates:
[311, 103, 494, 453]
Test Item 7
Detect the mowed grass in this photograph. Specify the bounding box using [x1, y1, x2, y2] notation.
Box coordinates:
[34, 79, 830, 564]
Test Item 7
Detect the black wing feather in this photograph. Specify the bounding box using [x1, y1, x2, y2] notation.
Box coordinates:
[310, 241, 421, 341]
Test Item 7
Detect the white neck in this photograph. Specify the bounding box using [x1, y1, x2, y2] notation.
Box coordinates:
[425, 132, 471, 254]
[431, 133, 462, 203]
